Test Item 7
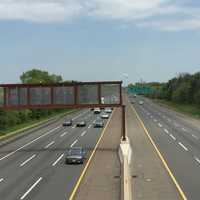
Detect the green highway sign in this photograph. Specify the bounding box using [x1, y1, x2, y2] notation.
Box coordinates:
[128, 86, 155, 94]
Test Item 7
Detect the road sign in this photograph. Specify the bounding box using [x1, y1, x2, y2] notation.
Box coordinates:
[128, 86, 155, 94]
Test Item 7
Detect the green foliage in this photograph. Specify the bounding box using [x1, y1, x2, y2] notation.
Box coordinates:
[135, 72, 200, 107]
[20, 69, 62, 84]
[0, 68, 65, 133]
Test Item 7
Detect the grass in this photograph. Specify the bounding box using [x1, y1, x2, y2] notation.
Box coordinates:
[155, 99, 200, 119]
[0, 109, 76, 136]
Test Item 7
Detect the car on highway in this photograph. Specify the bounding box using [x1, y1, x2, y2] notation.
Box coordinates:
[65, 147, 86, 164]
[139, 101, 144, 105]
[62, 119, 73, 127]
[101, 113, 109, 119]
[76, 120, 86, 127]
[93, 118, 104, 128]
[94, 108, 101, 114]
[105, 107, 112, 113]
[130, 100, 135, 104]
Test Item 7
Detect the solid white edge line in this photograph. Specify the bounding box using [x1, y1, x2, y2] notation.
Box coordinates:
[178, 142, 188, 151]
[52, 154, 64, 166]
[0, 126, 60, 162]
[44, 141, 55, 149]
[20, 177, 43, 200]
[20, 154, 36, 167]
[70, 139, 78, 147]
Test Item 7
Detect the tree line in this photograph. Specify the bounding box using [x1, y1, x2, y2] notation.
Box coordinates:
[130, 72, 200, 106]
[0, 69, 65, 132]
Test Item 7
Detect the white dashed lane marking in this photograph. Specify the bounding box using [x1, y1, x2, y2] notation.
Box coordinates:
[60, 132, 68, 137]
[20, 177, 43, 200]
[164, 129, 169, 134]
[158, 123, 163, 128]
[52, 154, 64, 166]
[178, 142, 188, 151]
[192, 134, 199, 140]
[20, 154, 36, 167]
[170, 134, 176, 141]
[70, 139, 78, 147]
[88, 125, 92, 129]
[81, 131, 87, 136]
[44, 141, 55, 149]
[194, 157, 200, 165]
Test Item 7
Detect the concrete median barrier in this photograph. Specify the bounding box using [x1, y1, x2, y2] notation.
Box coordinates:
[118, 137, 133, 200]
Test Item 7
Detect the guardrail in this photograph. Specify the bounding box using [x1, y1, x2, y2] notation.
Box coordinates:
[118, 137, 132, 200]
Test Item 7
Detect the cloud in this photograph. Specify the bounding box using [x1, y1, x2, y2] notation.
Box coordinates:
[0, 0, 200, 31]
[0, 0, 83, 23]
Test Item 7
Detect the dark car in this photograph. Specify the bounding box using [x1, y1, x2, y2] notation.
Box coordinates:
[76, 120, 86, 127]
[63, 119, 73, 127]
[65, 147, 86, 164]
[130, 100, 135, 104]
[93, 119, 104, 128]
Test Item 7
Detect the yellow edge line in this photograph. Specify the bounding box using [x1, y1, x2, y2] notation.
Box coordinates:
[130, 104, 188, 200]
[68, 108, 116, 200]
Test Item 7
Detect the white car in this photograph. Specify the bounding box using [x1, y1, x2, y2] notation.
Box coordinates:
[139, 101, 144, 105]
[101, 113, 109, 119]
[105, 108, 112, 113]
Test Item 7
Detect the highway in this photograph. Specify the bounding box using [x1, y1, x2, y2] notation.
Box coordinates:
[0, 109, 110, 200]
[131, 95, 200, 200]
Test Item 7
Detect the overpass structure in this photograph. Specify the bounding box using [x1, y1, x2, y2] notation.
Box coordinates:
[0, 81, 122, 109]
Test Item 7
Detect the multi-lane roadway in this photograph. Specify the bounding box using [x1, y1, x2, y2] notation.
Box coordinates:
[131, 95, 200, 200]
[0, 109, 109, 200]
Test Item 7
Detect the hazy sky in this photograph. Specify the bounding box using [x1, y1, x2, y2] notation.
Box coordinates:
[0, 0, 200, 84]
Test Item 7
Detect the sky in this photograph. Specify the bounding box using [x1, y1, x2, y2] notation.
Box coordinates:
[0, 0, 200, 84]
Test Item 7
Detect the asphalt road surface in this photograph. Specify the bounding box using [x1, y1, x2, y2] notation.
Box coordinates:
[130, 95, 200, 200]
[0, 109, 110, 200]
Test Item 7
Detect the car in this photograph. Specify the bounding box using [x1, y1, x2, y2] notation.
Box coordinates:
[105, 107, 112, 113]
[139, 101, 144, 105]
[93, 119, 104, 128]
[101, 113, 109, 119]
[76, 120, 86, 127]
[62, 119, 73, 127]
[130, 100, 135, 104]
[94, 108, 101, 114]
[65, 147, 86, 164]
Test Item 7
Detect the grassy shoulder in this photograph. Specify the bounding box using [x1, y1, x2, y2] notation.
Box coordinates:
[0, 109, 76, 137]
[154, 99, 200, 119]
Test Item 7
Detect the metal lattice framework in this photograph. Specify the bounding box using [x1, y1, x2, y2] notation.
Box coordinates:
[0, 81, 122, 109]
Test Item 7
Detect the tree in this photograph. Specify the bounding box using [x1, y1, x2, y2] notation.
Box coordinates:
[20, 69, 62, 84]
